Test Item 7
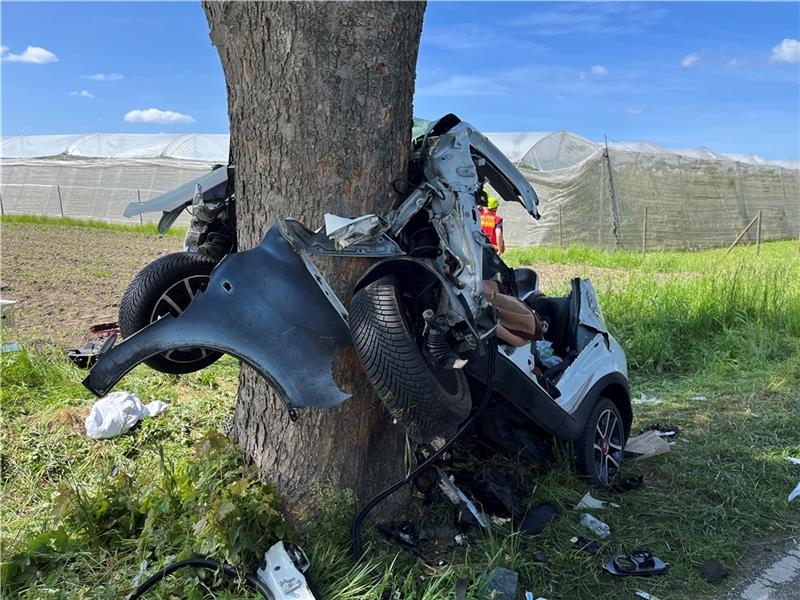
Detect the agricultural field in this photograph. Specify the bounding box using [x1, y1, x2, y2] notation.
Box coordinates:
[1, 216, 799, 599]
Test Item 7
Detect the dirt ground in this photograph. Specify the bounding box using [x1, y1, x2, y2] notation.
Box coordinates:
[1, 221, 622, 351]
[2, 223, 182, 350]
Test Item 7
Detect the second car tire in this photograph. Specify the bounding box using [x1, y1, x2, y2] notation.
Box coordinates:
[118, 251, 223, 375]
[349, 276, 472, 442]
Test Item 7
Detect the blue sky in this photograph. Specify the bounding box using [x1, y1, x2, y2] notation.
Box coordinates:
[2, 2, 799, 159]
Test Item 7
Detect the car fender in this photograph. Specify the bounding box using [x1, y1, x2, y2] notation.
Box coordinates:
[84, 223, 353, 411]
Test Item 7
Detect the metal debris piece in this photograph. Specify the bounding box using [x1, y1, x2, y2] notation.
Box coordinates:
[435, 467, 488, 528]
[625, 430, 671, 459]
[575, 492, 619, 510]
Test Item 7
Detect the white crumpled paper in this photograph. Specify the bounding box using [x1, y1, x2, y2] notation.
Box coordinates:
[85, 391, 168, 439]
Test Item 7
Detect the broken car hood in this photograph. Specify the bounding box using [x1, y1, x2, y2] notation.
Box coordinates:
[84, 223, 353, 410]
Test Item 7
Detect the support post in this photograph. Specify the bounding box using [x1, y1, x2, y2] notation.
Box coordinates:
[56, 185, 64, 217]
[756, 209, 762, 255]
[603, 135, 623, 248]
[137, 189, 143, 225]
[641, 206, 648, 254]
[0, 189, 4, 216]
[559, 204, 564, 250]
[724, 213, 760, 257]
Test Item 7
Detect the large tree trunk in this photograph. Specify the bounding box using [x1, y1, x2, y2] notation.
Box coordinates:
[203, 1, 426, 518]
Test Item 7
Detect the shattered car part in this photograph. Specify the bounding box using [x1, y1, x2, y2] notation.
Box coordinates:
[603, 550, 668, 577]
[625, 430, 672, 459]
[436, 467, 489, 528]
[519, 502, 560, 536]
[482, 567, 519, 600]
[256, 541, 316, 600]
[575, 492, 619, 510]
[84, 224, 352, 410]
[571, 536, 603, 556]
[124, 165, 230, 220]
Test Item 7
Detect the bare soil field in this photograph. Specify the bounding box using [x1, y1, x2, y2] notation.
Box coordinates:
[1, 221, 622, 351]
[2, 222, 182, 350]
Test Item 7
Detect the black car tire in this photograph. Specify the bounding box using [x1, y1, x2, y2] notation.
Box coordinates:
[573, 396, 626, 486]
[119, 252, 223, 374]
[349, 276, 471, 442]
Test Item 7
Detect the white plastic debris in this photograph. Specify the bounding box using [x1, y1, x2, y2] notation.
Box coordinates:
[632, 393, 662, 406]
[634, 591, 662, 600]
[85, 391, 168, 439]
[786, 457, 800, 465]
[626, 430, 671, 459]
[579, 513, 610, 538]
[789, 482, 800, 503]
[575, 492, 619, 510]
[688, 396, 707, 402]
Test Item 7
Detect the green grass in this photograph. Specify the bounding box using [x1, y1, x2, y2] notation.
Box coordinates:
[0, 214, 187, 237]
[506, 239, 799, 274]
[2, 240, 799, 599]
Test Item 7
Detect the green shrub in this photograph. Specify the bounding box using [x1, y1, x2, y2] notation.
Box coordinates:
[2, 432, 287, 595]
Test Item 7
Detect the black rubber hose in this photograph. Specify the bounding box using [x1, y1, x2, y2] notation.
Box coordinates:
[127, 557, 272, 600]
[350, 338, 498, 561]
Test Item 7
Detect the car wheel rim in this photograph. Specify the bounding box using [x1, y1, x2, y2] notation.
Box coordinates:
[149, 274, 211, 364]
[593, 408, 624, 485]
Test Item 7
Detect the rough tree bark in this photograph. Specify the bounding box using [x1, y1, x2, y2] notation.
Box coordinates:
[202, 1, 426, 518]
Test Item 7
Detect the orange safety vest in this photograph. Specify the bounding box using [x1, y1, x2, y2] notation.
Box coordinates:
[479, 207, 503, 246]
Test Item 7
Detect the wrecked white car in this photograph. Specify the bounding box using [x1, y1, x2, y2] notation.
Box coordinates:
[85, 114, 631, 486]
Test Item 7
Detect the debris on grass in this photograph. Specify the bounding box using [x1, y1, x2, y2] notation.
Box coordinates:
[609, 475, 644, 493]
[687, 396, 707, 402]
[482, 566, 518, 600]
[786, 456, 800, 465]
[789, 482, 800, 503]
[603, 550, 668, 576]
[642, 423, 681, 438]
[85, 391, 168, 439]
[699, 558, 728, 583]
[575, 492, 619, 510]
[520, 502, 560, 536]
[570, 536, 602, 555]
[436, 467, 488, 528]
[626, 430, 671, 459]
[579, 513, 610, 538]
[632, 393, 662, 405]
[634, 590, 662, 600]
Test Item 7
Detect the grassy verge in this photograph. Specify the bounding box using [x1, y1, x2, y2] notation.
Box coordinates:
[2, 241, 799, 599]
[0, 214, 187, 238]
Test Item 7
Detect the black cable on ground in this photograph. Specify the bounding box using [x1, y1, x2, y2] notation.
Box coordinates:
[127, 557, 272, 600]
[351, 337, 498, 561]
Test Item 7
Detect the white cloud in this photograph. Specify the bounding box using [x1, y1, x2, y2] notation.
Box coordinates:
[771, 39, 799, 63]
[681, 53, 701, 68]
[124, 108, 195, 125]
[727, 59, 740, 68]
[0, 46, 7, 54]
[590, 65, 608, 76]
[625, 107, 646, 116]
[4, 45, 58, 64]
[70, 90, 95, 98]
[83, 73, 124, 81]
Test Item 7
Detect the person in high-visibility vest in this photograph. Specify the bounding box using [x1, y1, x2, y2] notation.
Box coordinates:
[478, 191, 505, 254]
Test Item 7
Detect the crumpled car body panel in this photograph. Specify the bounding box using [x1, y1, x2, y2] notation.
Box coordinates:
[84, 224, 353, 410]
